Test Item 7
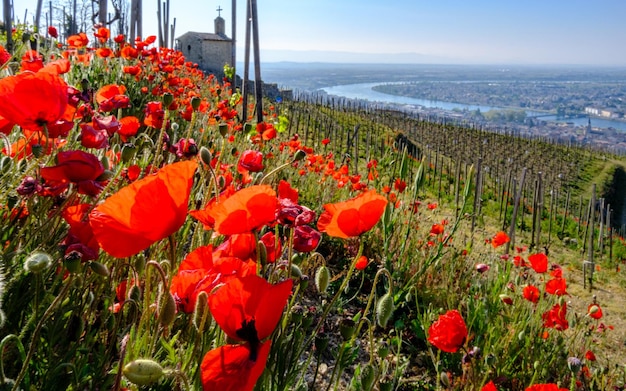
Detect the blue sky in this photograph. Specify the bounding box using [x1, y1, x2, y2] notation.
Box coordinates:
[11, 0, 626, 65]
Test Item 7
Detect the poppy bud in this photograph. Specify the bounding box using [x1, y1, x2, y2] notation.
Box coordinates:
[440, 372, 450, 388]
[89, 261, 110, 277]
[31, 144, 44, 158]
[96, 170, 115, 182]
[379, 381, 393, 391]
[200, 146, 212, 166]
[315, 265, 330, 294]
[499, 294, 513, 305]
[162, 93, 174, 107]
[24, 251, 53, 273]
[257, 240, 268, 266]
[193, 291, 212, 332]
[243, 123, 253, 135]
[360, 363, 377, 391]
[377, 340, 390, 359]
[293, 149, 307, 162]
[121, 143, 137, 163]
[290, 264, 303, 278]
[376, 292, 394, 328]
[123, 358, 165, 386]
[0, 156, 12, 173]
[219, 123, 229, 137]
[339, 318, 356, 340]
[128, 284, 141, 302]
[158, 291, 177, 327]
[191, 96, 201, 110]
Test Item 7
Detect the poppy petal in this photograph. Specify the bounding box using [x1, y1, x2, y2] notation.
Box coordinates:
[200, 341, 271, 391]
[89, 160, 197, 258]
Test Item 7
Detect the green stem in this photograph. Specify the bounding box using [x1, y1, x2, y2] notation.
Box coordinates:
[12, 275, 74, 391]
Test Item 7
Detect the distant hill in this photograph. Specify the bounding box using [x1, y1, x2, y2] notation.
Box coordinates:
[257, 48, 457, 64]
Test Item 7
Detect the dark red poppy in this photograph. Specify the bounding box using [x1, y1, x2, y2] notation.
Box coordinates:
[80, 123, 109, 149]
[317, 189, 387, 239]
[200, 341, 271, 391]
[0, 71, 69, 132]
[528, 253, 548, 273]
[522, 285, 540, 303]
[542, 302, 568, 331]
[48, 26, 58, 38]
[292, 225, 321, 253]
[40, 150, 105, 195]
[209, 185, 277, 235]
[427, 309, 468, 353]
[238, 150, 264, 172]
[89, 160, 197, 258]
[62, 203, 100, 255]
[276, 198, 316, 227]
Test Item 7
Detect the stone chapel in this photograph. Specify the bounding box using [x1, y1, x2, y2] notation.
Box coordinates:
[175, 10, 233, 76]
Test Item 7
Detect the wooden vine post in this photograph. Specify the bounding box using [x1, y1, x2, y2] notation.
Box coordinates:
[3, 0, 12, 52]
[505, 168, 527, 255]
[584, 184, 596, 291]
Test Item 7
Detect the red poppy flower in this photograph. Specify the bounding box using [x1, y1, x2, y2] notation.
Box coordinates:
[542, 302, 568, 331]
[491, 231, 510, 248]
[200, 341, 271, 391]
[170, 245, 256, 313]
[143, 101, 165, 128]
[118, 116, 141, 141]
[585, 350, 596, 361]
[260, 231, 281, 263]
[80, 123, 109, 149]
[190, 186, 237, 231]
[528, 253, 548, 273]
[276, 198, 316, 227]
[21, 50, 44, 72]
[96, 84, 130, 112]
[355, 255, 368, 270]
[522, 285, 540, 303]
[0, 45, 11, 67]
[89, 160, 197, 258]
[40, 150, 105, 195]
[94, 27, 110, 43]
[209, 275, 293, 343]
[587, 304, 603, 319]
[67, 32, 89, 48]
[317, 189, 388, 239]
[209, 185, 277, 235]
[545, 276, 567, 296]
[430, 223, 444, 236]
[278, 180, 298, 203]
[62, 203, 100, 255]
[0, 71, 69, 132]
[427, 309, 468, 353]
[238, 150, 264, 173]
[481, 381, 498, 391]
[213, 233, 257, 260]
[525, 383, 568, 391]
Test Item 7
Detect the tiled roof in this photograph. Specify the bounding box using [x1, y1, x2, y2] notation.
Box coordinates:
[176, 31, 231, 42]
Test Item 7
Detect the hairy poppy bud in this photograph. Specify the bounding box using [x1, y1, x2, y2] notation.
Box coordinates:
[193, 291, 211, 332]
[123, 358, 164, 386]
[360, 363, 377, 391]
[128, 284, 141, 302]
[200, 146, 212, 166]
[24, 251, 53, 273]
[315, 265, 330, 294]
[121, 143, 137, 163]
[89, 261, 110, 277]
[158, 291, 177, 327]
[376, 292, 394, 328]
[290, 264, 303, 279]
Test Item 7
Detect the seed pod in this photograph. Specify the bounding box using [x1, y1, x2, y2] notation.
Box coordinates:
[123, 358, 164, 386]
[315, 266, 330, 294]
[219, 123, 229, 137]
[376, 292, 394, 328]
[360, 363, 377, 391]
[191, 96, 201, 110]
[162, 93, 174, 107]
[339, 318, 356, 340]
[24, 251, 53, 273]
[158, 291, 177, 327]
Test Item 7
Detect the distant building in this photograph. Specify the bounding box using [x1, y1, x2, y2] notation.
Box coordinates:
[175, 12, 233, 76]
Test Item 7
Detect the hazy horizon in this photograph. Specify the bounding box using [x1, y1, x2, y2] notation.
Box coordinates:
[12, 0, 626, 67]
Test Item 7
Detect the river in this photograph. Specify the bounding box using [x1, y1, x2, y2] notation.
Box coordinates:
[320, 82, 626, 132]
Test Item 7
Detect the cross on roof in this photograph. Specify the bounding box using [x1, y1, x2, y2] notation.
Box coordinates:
[216, 6, 223, 17]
